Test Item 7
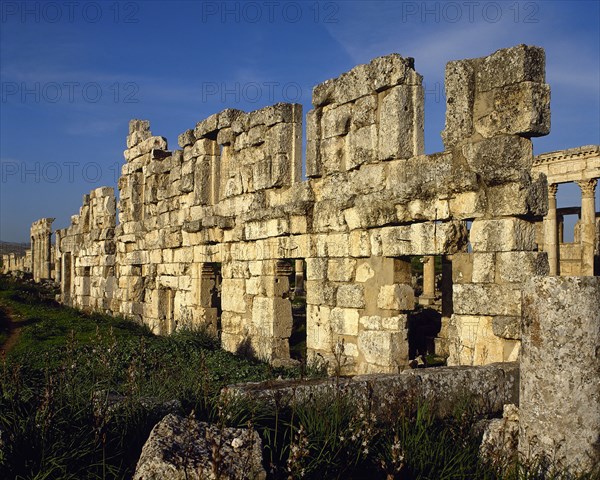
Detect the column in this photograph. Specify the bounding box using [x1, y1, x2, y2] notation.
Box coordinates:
[577, 179, 597, 276]
[544, 184, 559, 275]
[294, 259, 305, 296]
[422, 255, 435, 303]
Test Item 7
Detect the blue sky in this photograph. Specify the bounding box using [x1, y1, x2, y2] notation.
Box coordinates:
[1, 0, 599, 243]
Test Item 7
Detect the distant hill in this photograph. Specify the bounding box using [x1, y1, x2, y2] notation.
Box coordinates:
[0, 241, 30, 256]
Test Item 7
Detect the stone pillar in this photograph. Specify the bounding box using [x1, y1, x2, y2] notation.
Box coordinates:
[544, 184, 559, 275]
[54, 231, 61, 284]
[422, 256, 435, 298]
[294, 259, 305, 295]
[521, 276, 600, 475]
[577, 179, 597, 276]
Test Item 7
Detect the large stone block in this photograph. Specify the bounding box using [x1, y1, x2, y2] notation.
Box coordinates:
[378, 85, 424, 160]
[346, 124, 378, 170]
[495, 251, 549, 283]
[306, 280, 336, 306]
[470, 218, 537, 252]
[327, 258, 356, 282]
[377, 284, 415, 311]
[358, 330, 407, 367]
[453, 284, 522, 316]
[336, 284, 365, 308]
[442, 59, 475, 148]
[476, 44, 545, 93]
[330, 307, 360, 336]
[306, 305, 332, 351]
[448, 315, 515, 366]
[380, 221, 468, 256]
[305, 109, 322, 178]
[521, 277, 600, 475]
[312, 54, 419, 107]
[461, 136, 533, 186]
[474, 82, 550, 138]
[252, 297, 292, 337]
[321, 103, 352, 139]
[221, 279, 247, 313]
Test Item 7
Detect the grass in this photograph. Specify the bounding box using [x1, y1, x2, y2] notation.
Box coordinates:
[0, 276, 299, 479]
[1, 276, 598, 480]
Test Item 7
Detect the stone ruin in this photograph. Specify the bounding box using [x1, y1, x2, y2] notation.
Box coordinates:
[2, 44, 598, 374]
[2, 43, 599, 474]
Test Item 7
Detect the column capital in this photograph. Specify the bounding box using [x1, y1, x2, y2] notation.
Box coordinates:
[577, 179, 597, 198]
[548, 183, 558, 197]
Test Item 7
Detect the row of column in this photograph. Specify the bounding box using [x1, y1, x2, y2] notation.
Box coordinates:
[545, 179, 597, 276]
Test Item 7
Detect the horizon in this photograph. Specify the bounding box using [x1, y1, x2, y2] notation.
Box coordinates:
[1, 1, 599, 243]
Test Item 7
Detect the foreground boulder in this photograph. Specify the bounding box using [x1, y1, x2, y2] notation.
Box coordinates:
[133, 414, 266, 480]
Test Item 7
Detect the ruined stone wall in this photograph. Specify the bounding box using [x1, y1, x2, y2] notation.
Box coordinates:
[1, 251, 31, 274]
[115, 103, 305, 364]
[49, 44, 554, 374]
[57, 187, 117, 311]
[441, 45, 550, 365]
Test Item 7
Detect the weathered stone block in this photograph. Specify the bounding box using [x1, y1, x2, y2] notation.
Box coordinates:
[320, 136, 345, 174]
[521, 277, 600, 475]
[358, 330, 407, 367]
[476, 44, 545, 93]
[346, 124, 378, 170]
[492, 316, 520, 340]
[306, 305, 332, 351]
[442, 59, 475, 148]
[322, 103, 352, 139]
[471, 253, 495, 283]
[306, 280, 336, 306]
[495, 251, 549, 283]
[380, 222, 468, 256]
[453, 284, 521, 316]
[305, 109, 322, 178]
[252, 297, 292, 337]
[474, 82, 550, 138]
[349, 231, 371, 258]
[462, 136, 533, 186]
[178, 129, 195, 148]
[336, 284, 365, 308]
[470, 218, 537, 252]
[377, 284, 415, 311]
[331, 307, 359, 336]
[327, 258, 356, 282]
[378, 85, 424, 160]
[221, 279, 247, 313]
[448, 315, 514, 366]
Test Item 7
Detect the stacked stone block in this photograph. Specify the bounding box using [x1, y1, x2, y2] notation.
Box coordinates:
[42, 44, 558, 374]
[441, 45, 551, 365]
[56, 187, 117, 312]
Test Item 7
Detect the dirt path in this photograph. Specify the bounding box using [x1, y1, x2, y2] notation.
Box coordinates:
[0, 306, 21, 354]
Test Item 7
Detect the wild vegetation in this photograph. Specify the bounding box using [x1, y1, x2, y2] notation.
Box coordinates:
[0, 276, 595, 480]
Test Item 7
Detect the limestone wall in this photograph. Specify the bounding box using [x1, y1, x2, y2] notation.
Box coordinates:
[47, 44, 555, 374]
[1, 251, 31, 274]
[57, 187, 117, 311]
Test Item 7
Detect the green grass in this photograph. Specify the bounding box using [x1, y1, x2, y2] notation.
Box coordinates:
[1, 276, 597, 480]
[0, 276, 299, 479]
